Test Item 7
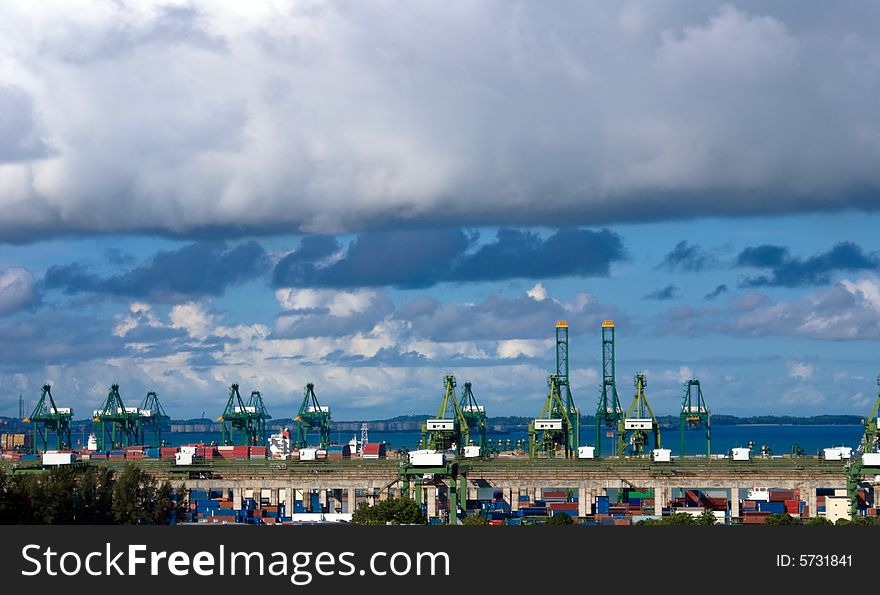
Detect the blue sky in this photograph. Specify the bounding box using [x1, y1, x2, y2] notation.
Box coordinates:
[2, 2, 880, 425]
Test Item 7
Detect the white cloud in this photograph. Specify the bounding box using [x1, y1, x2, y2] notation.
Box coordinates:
[170, 302, 215, 340]
[787, 361, 815, 381]
[113, 302, 162, 337]
[275, 287, 376, 316]
[526, 283, 547, 301]
[1, 3, 880, 240]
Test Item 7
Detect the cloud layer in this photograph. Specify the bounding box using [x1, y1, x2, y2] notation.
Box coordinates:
[272, 228, 626, 288]
[2, 2, 880, 241]
[44, 241, 267, 301]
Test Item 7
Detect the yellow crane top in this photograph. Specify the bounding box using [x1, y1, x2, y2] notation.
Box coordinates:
[602, 320, 615, 327]
[556, 320, 568, 328]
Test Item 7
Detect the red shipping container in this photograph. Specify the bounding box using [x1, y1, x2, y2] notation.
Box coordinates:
[770, 489, 799, 502]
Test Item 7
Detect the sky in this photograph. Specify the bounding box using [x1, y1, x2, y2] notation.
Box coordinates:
[2, 1, 880, 424]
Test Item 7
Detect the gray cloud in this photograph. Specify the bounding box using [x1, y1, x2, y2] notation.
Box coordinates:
[643, 285, 680, 301]
[2, 3, 880, 241]
[0, 85, 53, 163]
[0, 267, 39, 316]
[272, 228, 626, 288]
[657, 241, 720, 272]
[737, 242, 879, 287]
[44, 241, 268, 302]
[703, 284, 728, 300]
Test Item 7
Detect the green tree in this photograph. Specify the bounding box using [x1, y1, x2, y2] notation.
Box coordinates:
[663, 512, 697, 525]
[152, 481, 175, 524]
[764, 513, 801, 525]
[43, 466, 78, 524]
[547, 512, 574, 525]
[695, 509, 717, 525]
[804, 516, 832, 526]
[112, 464, 158, 525]
[351, 497, 425, 525]
[463, 513, 489, 525]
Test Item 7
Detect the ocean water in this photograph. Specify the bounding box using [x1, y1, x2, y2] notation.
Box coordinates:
[156, 424, 864, 456]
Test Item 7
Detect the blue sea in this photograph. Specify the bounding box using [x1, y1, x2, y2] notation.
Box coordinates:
[145, 424, 863, 456]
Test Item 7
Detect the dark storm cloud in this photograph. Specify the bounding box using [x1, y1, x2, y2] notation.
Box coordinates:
[643, 285, 680, 301]
[703, 284, 728, 300]
[454, 228, 626, 281]
[657, 241, 720, 272]
[4, 4, 880, 241]
[272, 228, 626, 289]
[273, 230, 470, 289]
[736, 242, 879, 287]
[44, 241, 268, 302]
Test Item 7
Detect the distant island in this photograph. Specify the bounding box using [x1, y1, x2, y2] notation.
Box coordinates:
[0, 413, 864, 435]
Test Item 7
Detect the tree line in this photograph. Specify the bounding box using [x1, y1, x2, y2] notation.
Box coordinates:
[0, 465, 184, 525]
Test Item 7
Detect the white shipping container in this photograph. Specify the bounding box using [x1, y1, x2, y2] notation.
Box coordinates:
[463, 446, 481, 458]
[409, 449, 445, 466]
[534, 419, 563, 430]
[43, 452, 75, 465]
[652, 448, 672, 462]
[624, 418, 653, 430]
[732, 448, 751, 461]
[300, 448, 318, 461]
[823, 448, 843, 461]
[175, 452, 193, 466]
[863, 452, 880, 467]
[426, 419, 455, 431]
[578, 446, 595, 459]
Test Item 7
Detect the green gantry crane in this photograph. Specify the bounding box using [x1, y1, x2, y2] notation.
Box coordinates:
[679, 379, 710, 457]
[595, 320, 624, 457]
[137, 391, 170, 448]
[420, 375, 469, 454]
[619, 373, 660, 457]
[529, 321, 580, 458]
[294, 383, 331, 448]
[24, 384, 72, 453]
[858, 375, 880, 455]
[93, 384, 140, 450]
[458, 381, 487, 454]
[529, 374, 578, 458]
[218, 383, 269, 446]
[246, 390, 271, 446]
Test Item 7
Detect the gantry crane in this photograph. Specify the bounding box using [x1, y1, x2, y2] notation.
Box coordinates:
[218, 383, 268, 446]
[246, 390, 272, 446]
[857, 375, 880, 455]
[529, 321, 580, 458]
[137, 391, 170, 448]
[595, 320, 624, 457]
[619, 373, 660, 457]
[679, 379, 710, 457]
[420, 375, 469, 454]
[458, 381, 487, 454]
[529, 374, 578, 458]
[92, 384, 140, 450]
[294, 382, 331, 448]
[24, 384, 72, 453]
